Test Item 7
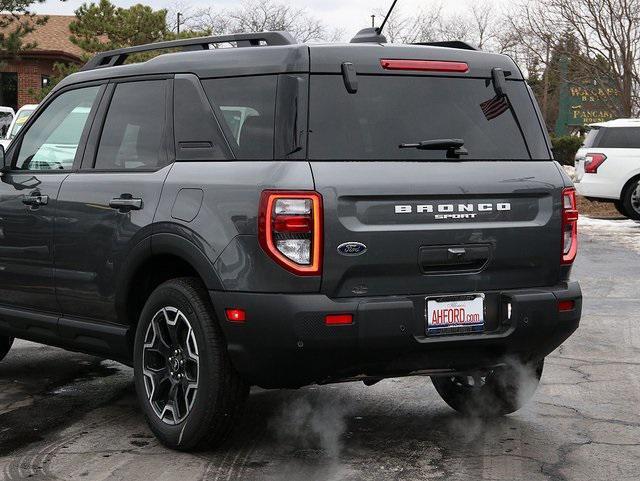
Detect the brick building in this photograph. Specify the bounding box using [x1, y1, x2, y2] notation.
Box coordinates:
[0, 15, 83, 110]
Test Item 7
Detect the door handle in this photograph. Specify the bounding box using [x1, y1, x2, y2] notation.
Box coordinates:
[447, 247, 466, 257]
[109, 196, 143, 211]
[22, 194, 49, 206]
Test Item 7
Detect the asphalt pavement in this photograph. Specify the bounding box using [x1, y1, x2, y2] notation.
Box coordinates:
[0, 217, 638, 481]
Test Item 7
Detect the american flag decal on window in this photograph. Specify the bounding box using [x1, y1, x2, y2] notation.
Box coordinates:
[480, 94, 509, 120]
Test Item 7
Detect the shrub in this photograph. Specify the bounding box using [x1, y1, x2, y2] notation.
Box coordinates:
[551, 135, 584, 165]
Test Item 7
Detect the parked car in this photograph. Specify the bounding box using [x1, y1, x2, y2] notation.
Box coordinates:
[0, 30, 581, 451]
[0, 104, 37, 150]
[0, 107, 15, 138]
[574, 118, 640, 219]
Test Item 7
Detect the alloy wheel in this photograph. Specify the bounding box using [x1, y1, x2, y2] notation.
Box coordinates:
[631, 181, 640, 215]
[142, 307, 200, 425]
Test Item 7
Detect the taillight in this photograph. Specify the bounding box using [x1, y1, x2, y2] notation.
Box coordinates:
[258, 191, 323, 276]
[584, 153, 607, 173]
[380, 59, 469, 73]
[561, 187, 578, 265]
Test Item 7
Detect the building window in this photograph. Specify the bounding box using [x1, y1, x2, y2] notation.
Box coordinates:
[0, 73, 18, 111]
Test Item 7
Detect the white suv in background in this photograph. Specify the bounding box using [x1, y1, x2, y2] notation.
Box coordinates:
[575, 118, 640, 219]
[0, 104, 37, 150]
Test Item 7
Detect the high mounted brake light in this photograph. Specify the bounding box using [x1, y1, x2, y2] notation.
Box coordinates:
[584, 153, 607, 174]
[561, 187, 578, 265]
[380, 59, 469, 73]
[259, 191, 323, 276]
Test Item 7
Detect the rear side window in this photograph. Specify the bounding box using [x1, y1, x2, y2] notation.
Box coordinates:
[202, 76, 276, 159]
[94, 80, 167, 170]
[595, 127, 640, 148]
[308, 75, 550, 160]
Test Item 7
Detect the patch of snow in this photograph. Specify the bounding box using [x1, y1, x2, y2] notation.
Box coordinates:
[579, 216, 640, 252]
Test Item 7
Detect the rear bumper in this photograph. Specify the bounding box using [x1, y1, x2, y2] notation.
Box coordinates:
[211, 282, 581, 388]
[575, 174, 621, 200]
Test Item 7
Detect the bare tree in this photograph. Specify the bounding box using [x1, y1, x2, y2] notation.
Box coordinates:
[374, 4, 443, 44]
[509, 0, 640, 117]
[165, 0, 199, 34]
[189, 0, 336, 43]
[374, 1, 506, 52]
[469, 2, 495, 50]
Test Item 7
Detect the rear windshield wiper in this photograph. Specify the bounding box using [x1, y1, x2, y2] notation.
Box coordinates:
[487, 67, 532, 159]
[399, 138, 468, 159]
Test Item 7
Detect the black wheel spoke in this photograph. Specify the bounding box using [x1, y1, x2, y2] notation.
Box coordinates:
[151, 316, 172, 350]
[147, 343, 169, 359]
[145, 367, 170, 402]
[163, 309, 180, 346]
[168, 382, 182, 420]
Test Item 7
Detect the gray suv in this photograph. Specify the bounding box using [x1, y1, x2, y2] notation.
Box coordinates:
[0, 31, 581, 450]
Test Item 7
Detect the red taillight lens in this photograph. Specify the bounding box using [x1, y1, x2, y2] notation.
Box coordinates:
[584, 153, 607, 173]
[273, 215, 312, 233]
[558, 300, 575, 312]
[258, 191, 323, 276]
[325, 314, 353, 325]
[561, 187, 578, 265]
[380, 59, 469, 73]
[225, 308, 246, 323]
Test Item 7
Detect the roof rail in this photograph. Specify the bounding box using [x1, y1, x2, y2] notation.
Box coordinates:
[81, 31, 297, 71]
[412, 41, 477, 51]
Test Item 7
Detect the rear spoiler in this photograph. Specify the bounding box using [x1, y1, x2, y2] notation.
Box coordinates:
[412, 41, 477, 51]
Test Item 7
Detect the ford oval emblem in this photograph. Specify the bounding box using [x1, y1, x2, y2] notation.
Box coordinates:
[337, 242, 367, 256]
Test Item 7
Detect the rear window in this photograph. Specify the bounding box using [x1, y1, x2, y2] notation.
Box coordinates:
[308, 75, 550, 160]
[202, 76, 277, 159]
[594, 127, 640, 148]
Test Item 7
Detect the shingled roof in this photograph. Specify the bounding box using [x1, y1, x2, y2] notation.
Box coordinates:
[2, 15, 84, 62]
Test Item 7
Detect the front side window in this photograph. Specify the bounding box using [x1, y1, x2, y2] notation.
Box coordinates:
[202, 76, 277, 159]
[15, 87, 100, 171]
[94, 80, 167, 170]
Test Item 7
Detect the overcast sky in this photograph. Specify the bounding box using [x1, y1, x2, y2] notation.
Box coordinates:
[33, 0, 488, 41]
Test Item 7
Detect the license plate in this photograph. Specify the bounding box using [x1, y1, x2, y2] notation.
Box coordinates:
[426, 294, 485, 335]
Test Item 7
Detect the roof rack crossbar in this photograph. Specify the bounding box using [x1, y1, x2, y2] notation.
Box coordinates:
[412, 41, 477, 51]
[81, 31, 297, 71]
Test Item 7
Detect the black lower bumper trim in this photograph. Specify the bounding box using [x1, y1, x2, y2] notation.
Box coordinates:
[210, 282, 581, 388]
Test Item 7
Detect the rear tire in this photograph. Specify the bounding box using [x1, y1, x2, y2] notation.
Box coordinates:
[431, 359, 544, 416]
[621, 178, 640, 220]
[613, 200, 629, 218]
[133, 277, 249, 451]
[0, 336, 14, 362]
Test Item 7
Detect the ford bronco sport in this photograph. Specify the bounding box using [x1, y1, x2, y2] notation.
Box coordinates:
[0, 29, 581, 450]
